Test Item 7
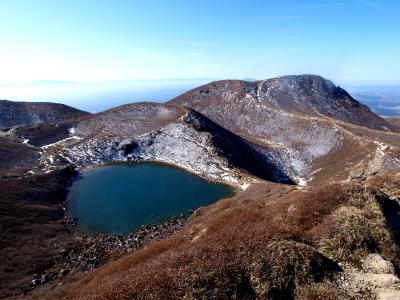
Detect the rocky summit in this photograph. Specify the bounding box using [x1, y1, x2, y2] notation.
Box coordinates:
[1, 75, 400, 299]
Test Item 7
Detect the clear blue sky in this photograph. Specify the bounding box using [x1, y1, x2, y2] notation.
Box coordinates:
[0, 0, 399, 85]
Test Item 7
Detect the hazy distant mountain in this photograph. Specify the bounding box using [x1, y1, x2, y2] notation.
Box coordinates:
[2, 79, 398, 116]
[346, 85, 400, 116]
[0, 79, 217, 112]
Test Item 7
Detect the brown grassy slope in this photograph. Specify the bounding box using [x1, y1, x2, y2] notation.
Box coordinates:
[0, 137, 40, 177]
[48, 179, 399, 300]
[0, 167, 76, 298]
[9, 122, 76, 147]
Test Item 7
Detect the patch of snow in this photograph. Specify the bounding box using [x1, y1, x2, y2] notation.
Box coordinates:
[221, 172, 238, 183]
[310, 168, 322, 175]
[294, 176, 308, 186]
[23, 139, 30, 144]
[62, 120, 245, 186]
[41, 135, 81, 149]
[240, 183, 250, 190]
[68, 127, 76, 134]
[375, 142, 388, 157]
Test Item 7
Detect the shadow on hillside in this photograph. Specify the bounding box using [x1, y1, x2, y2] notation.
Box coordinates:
[185, 109, 295, 184]
[377, 193, 400, 275]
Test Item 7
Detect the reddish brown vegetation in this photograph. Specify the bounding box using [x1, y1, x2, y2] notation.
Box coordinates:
[0, 137, 40, 177]
[40, 181, 399, 300]
[0, 167, 76, 298]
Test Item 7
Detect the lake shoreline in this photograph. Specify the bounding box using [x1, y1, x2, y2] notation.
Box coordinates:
[78, 160, 243, 190]
[27, 162, 236, 294]
[14, 161, 236, 296]
[67, 162, 235, 235]
[27, 214, 188, 293]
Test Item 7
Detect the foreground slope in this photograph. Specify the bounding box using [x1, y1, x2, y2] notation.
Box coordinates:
[45, 175, 400, 300]
[0, 167, 76, 298]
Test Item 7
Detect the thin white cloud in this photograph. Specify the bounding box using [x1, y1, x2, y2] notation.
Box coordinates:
[186, 52, 201, 57]
[178, 40, 216, 47]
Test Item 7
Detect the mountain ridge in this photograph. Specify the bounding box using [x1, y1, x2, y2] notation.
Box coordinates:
[0, 99, 90, 129]
[2, 75, 399, 186]
[170, 74, 396, 132]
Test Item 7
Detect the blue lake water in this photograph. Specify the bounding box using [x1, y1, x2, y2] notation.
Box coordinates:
[67, 163, 233, 234]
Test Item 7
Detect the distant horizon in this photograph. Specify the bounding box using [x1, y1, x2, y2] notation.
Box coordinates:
[1, 1, 400, 85]
[2, 76, 400, 88]
[1, 75, 400, 116]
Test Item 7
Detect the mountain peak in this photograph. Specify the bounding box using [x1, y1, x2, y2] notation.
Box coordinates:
[170, 75, 395, 132]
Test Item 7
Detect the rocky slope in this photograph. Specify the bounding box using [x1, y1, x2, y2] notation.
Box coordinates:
[170, 75, 395, 131]
[169, 75, 400, 185]
[5, 76, 400, 187]
[0, 99, 89, 129]
[32, 102, 292, 185]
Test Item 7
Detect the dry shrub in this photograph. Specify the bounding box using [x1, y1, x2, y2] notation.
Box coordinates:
[319, 187, 398, 266]
[367, 173, 400, 199]
[249, 240, 340, 299]
[296, 281, 375, 300]
[187, 268, 256, 300]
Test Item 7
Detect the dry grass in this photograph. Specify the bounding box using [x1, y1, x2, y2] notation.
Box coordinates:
[0, 167, 76, 298]
[296, 281, 375, 300]
[34, 180, 400, 300]
[318, 187, 399, 267]
[249, 240, 339, 299]
[367, 173, 400, 199]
